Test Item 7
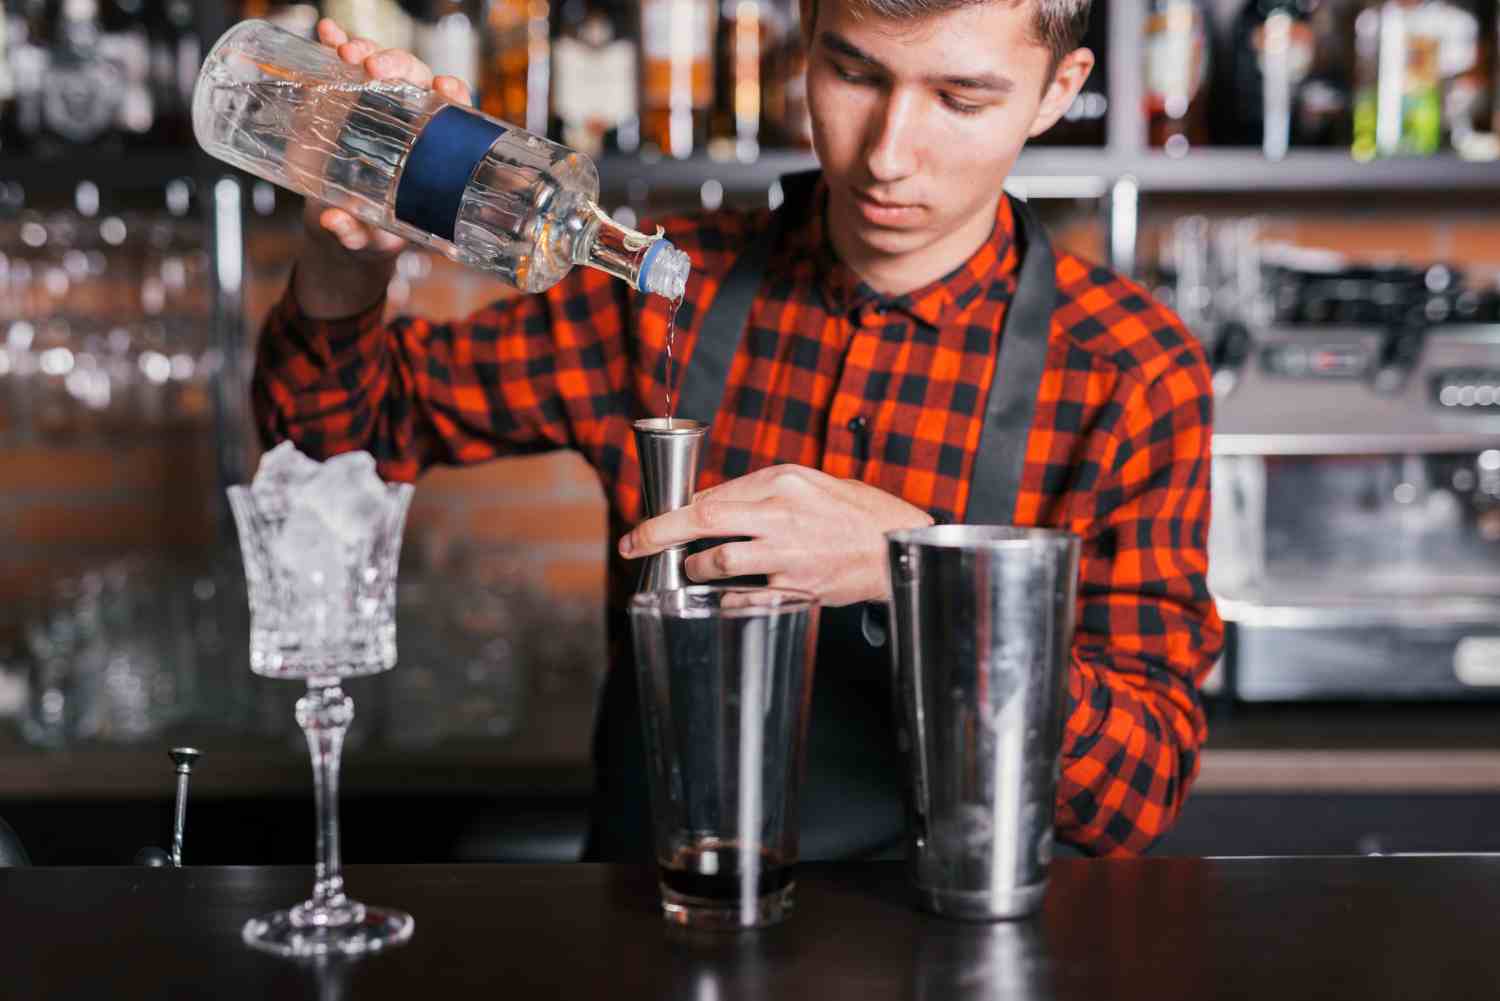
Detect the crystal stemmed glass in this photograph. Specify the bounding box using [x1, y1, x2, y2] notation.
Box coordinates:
[227, 477, 415, 957]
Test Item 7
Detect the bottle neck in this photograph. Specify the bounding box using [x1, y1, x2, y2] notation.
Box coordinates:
[578, 203, 666, 294]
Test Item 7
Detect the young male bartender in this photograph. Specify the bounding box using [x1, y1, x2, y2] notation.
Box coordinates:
[254, 0, 1224, 859]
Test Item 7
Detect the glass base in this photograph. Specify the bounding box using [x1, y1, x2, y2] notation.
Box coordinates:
[660, 882, 794, 930]
[914, 881, 1047, 921]
[242, 901, 414, 957]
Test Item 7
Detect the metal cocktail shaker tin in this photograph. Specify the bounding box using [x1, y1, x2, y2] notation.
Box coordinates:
[886, 525, 1081, 920]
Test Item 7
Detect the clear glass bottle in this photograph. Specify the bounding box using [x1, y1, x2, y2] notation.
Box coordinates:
[192, 19, 690, 299]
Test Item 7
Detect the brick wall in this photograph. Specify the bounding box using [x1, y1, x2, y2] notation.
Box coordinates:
[0, 434, 219, 606]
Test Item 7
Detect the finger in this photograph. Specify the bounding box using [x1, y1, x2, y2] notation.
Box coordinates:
[433, 75, 473, 106]
[316, 18, 349, 47]
[619, 500, 789, 557]
[366, 48, 435, 88]
[318, 208, 371, 250]
[369, 230, 406, 254]
[318, 207, 362, 236]
[715, 588, 812, 612]
[336, 38, 380, 65]
[693, 465, 825, 505]
[684, 541, 780, 584]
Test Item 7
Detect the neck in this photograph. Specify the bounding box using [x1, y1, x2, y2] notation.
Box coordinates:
[827, 190, 1004, 297]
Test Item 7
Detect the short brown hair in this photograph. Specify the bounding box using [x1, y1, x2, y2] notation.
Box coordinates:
[806, 0, 1092, 70]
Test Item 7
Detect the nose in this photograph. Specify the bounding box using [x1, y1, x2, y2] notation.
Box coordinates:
[863, 89, 920, 184]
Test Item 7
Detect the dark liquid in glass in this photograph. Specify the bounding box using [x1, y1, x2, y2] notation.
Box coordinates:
[659, 841, 792, 902]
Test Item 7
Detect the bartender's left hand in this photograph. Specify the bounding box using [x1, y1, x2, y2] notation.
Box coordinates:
[618, 465, 934, 607]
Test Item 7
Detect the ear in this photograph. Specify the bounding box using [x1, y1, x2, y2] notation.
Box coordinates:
[1028, 48, 1096, 138]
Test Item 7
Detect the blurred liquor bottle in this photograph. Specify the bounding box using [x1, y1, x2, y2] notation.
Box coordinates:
[323, 0, 414, 49]
[39, 0, 123, 154]
[760, 0, 809, 148]
[412, 0, 480, 89]
[640, 0, 716, 158]
[1032, 1, 1107, 146]
[1144, 0, 1212, 153]
[6, 0, 48, 152]
[1292, 0, 1356, 147]
[240, 0, 320, 38]
[1227, 0, 1318, 158]
[146, 0, 201, 147]
[1435, 0, 1491, 158]
[99, 0, 154, 147]
[1494, 3, 1500, 143]
[550, 0, 638, 157]
[0, 2, 13, 154]
[479, 0, 549, 135]
[1352, 0, 1445, 158]
[709, 0, 767, 162]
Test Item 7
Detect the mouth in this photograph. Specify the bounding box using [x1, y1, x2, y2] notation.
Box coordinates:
[850, 188, 924, 227]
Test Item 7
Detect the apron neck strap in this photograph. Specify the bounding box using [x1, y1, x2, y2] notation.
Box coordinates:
[676, 177, 1057, 526]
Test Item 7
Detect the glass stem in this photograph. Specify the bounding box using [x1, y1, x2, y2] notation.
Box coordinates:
[297, 679, 354, 914]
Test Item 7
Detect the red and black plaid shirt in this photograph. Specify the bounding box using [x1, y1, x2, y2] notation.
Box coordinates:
[255, 181, 1224, 855]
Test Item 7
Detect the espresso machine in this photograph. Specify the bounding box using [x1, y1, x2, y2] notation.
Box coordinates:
[1209, 321, 1500, 701]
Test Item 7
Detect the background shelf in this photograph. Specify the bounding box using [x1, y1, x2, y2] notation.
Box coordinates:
[594, 149, 1500, 202]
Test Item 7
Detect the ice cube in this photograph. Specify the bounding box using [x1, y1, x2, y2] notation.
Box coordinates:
[271, 507, 350, 641]
[291, 450, 392, 546]
[272, 507, 347, 592]
[251, 440, 322, 515]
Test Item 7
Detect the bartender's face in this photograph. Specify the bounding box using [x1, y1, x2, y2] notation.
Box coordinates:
[804, 0, 1092, 286]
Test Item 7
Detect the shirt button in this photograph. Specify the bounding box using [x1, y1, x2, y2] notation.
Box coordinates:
[847, 415, 869, 433]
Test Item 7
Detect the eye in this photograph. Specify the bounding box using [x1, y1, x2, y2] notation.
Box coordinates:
[942, 95, 984, 116]
[832, 63, 875, 86]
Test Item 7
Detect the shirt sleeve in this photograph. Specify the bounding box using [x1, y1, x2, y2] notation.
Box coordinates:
[251, 267, 631, 483]
[1055, 343, 1224, 856]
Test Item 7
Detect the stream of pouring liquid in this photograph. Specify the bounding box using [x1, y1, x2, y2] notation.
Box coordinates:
[664, 293, 683, 421]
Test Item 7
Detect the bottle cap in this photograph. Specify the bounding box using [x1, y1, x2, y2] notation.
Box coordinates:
[642, 242, 691, 301]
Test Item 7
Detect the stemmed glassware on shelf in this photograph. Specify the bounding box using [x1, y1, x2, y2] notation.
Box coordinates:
[0, 187, 220, 442]
[227, 442, 415, 957]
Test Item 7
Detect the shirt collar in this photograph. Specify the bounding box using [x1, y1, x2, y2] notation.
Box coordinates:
[783, 180, 1021, 328]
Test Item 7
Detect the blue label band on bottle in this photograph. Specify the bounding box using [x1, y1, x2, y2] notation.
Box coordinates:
[637, 238, 666, 294]
[395, 106, 507, 243]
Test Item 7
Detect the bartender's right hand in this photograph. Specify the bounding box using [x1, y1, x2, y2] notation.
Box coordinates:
[293, 18, 474, 319]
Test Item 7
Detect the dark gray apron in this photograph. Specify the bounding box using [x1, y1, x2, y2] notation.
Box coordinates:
[582, 172, 1057, 862]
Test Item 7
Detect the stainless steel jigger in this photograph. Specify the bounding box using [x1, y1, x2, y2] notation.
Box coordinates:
[633, 417, 708, 592]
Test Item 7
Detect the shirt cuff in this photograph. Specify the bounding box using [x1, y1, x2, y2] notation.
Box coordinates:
[269, 269, 390, 368]
[1059, 659, 1104, 762]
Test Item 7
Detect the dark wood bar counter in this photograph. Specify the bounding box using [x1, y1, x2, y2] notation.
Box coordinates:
[10, 856, 1500, 999]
